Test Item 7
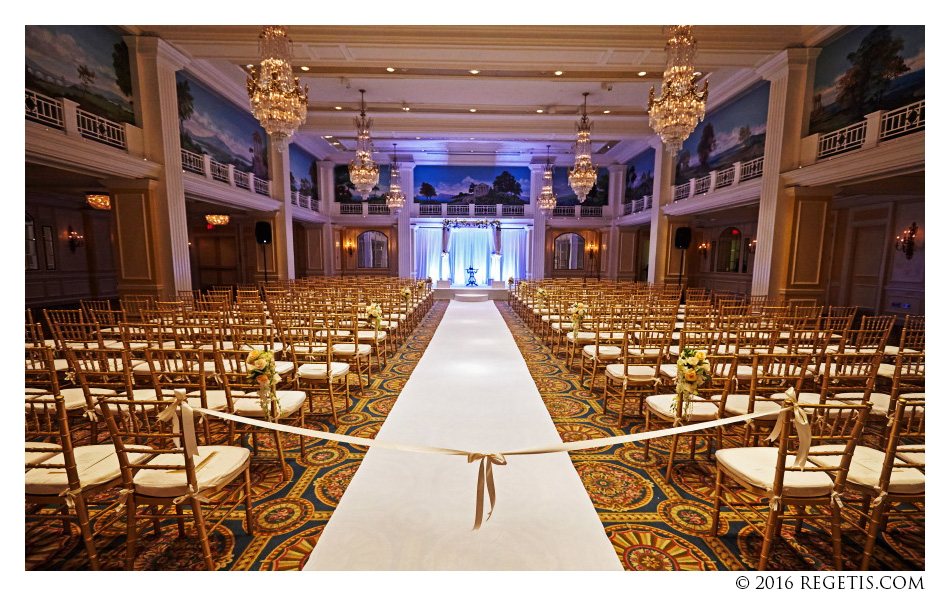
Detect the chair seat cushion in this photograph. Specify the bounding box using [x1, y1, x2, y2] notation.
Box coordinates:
[298, 362, 350, 380]
[808, 445, 925, 494]
[822, 392, 891, 417]
[356, 330, 388, 342]
[565, 332, 597, 342]
[723, 394, 782, 419]
[717, 447, 833, 497]
[659, 363, 677, 378]
[275, 361, 295, 376]
[582, 344, 622, 359]
[25, 444, 152, 495]
[645, 394, 720, 421]
[883, 345, 920, 356]
[133, 445, 250, 498]
[25, 442, 60, 466]
[896, 445, 925, 466]
[332, 344, 372, 356]
[184, 390, 231, 411]
[25, 387, 100, 412]
[605, 364, 657, 381]
[232, 390, 306, 417]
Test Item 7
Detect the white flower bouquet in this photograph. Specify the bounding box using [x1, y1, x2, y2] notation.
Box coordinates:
[365, 302, 384, 330]
[401, 287, 412, 303]
[673, 347, 711, 421]
[507, 276, 515, 287]
[568, 302, 588, 340]
[246, 349, 282, 420]
[536, 287, 548, 305]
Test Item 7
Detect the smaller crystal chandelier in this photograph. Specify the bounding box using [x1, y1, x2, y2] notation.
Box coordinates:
[205, 214, 230, 226]
[246, 26, 309, 151]
[386, 144, 406, 213]
[568, 92, 598, 203]
[85, 193, 110, 210]
[537, 145, 557, 215]
[349, 89, 380, 199]
[648, 25, 709, 154]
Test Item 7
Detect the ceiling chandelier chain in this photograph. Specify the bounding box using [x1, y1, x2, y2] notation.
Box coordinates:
[568, 92, 598, 204]
[647, 25, 709, 154]
[349, 89, 380, 199]
[538, 144, 556, 214]
[387, 143, 406, 212]
[246, 25, 309, 152]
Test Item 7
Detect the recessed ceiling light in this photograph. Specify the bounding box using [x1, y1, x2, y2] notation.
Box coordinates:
[469, 108, 477, 112]
[603, 110, 611, 114]
[300, 66, 310, 71]
[246, 64, 253, 68]
[554, 70, 563, 76]
[536, 109, 544, 113]
[693, 71, 702, 76]
[402, 106, 410, 111]
[469, 69, 480, 75]
[469, 137, 475, 140]
[416, 137, 421, 140]
[323, 135, 333, 139]
[386, 67, 396, 72]
[638, 71, 647, 76]
[334, 106, 342, 110]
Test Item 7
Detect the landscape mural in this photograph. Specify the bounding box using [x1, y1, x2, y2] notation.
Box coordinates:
[809, 25, 924, 136]
[624, 148, 655, 204]
[551, 167, 609, 206]
[413, 166, 530, 205]
[674, 81, 770, 186]
[176, 71, 269, 179]
[25, 25, 134, 124]
[289, 144, 319, 205]
[333, 164, 391, 203]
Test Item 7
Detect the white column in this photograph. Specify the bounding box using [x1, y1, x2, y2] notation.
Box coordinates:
[606, 164, 626, 280]
[268, 138, 294, 279]
[750, 48, 819, 297]
[398, 162, 415, 278]
[647, 138, 674, 283]
[125, 36, 192, 294]
[528, 164, 546, 279]
[317, 161, 336, 275]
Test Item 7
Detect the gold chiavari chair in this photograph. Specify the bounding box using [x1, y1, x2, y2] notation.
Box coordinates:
[97, 393, 254, 570]
[119, 295, 155, 323]
[144, 347, 226, 444]
[26, 345, 96, 438]
[602, 326, 671, 426]
[287, 323, 350, 426]
[67, 347, 145, 441]
[579, 304, 628, 391]
[328, 306, 373, 396]
[712, 397, 870, 570]
[26, 394, 142, 570]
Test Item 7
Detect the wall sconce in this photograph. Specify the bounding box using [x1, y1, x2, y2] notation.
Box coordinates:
[343, 239, 356, 257]
[895, 222, 918, 259]
[746, 238, 757, 255]
[67, 226, 85, 252]
[586, 242, 598, 260]
[697, 242, 709, 259]
[85, 193, 111, 210]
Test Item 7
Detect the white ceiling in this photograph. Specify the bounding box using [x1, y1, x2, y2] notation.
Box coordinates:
[137, 25, 835, 165]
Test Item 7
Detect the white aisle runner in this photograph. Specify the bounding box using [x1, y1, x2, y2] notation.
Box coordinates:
[303, 300, 622, 570]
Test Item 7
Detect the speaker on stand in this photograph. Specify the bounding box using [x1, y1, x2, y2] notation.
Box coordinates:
[255, 221, 272, 284]
[674, 226, 692, 303]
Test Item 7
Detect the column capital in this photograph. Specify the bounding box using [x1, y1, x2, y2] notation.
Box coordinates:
[125, 36, 191, 71]
[527, 163, 546, 173]
[608, 163, 626, 174]
[756, 48, 821, 82]
[646, 135, 665, 151]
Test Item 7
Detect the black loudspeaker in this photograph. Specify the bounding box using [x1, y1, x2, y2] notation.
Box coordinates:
[674, 226, 692, 250]
[255, 221, 272, 245]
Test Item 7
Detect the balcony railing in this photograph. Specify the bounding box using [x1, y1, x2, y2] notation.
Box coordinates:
[25, 89, 65, 129]
[180, 147, 273, 198]
[76, 108, 126, 149]
[368, 204, 390, 215]
[340, 203, 362, 215]
[552, 206, 575, 217]
[803, 99, 925, 164]
[626, 195, 652, 215]
[234, 170, 250, 190]
[623, 202, 633, 215]
[210, 161, 230, 183]
[290, 190, 299, 206]
[473, 205, 495, 216]
[501, 204, 524, 217]
[253, 177, 269, 196]
[672, 157, 764, 202]
[181, 148, 205, 174]
[419, 204, 443, 216]
[447, 205, 469, 216]
[580, 205, 603, 218]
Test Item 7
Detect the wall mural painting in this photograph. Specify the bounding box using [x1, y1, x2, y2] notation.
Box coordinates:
[413, 166, 530, 205]
[810, 25, 924, 136]
[25, 25, 134, 124]
[551, 167, 609, 206]
[289, 144, 319, 205]
[674, 81, 770, 186]
[175, 71, 269, 179]
[623, 148, 655, 204]
[333, 164, 391, 203]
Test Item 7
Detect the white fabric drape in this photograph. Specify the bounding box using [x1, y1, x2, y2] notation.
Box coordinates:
[413, 227, 444, 280]
[448, 227, 495, 286]
[500, 227, 529, 281]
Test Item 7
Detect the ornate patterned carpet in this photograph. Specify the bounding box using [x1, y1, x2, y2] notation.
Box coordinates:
[494, 300, 924, 571]
[27, 299, 923, 571]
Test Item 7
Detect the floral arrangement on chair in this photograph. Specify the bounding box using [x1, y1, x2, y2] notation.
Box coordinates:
[568, 302, 588, 340]
[536, 287, 547, 306]
[400, 287, 412, 303]
[673, 347, 711, 421]
[507, 276, 514, 288]
[518, 281, 527, 293]
[365, 302, 383, 330]
[246, 349, 281, 421]
[417, 279, 426, 289]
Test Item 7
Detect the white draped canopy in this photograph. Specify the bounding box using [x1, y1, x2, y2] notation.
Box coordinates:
[413, 225, 529, 285]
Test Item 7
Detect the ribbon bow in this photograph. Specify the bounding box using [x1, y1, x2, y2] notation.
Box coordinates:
[766, 386, 812, 469]
[157, 390, 199, 458]
[467, 453, 507, 530]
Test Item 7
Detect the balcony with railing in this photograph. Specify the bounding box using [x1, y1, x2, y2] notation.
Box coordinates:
[672, 156, 765, 202]
[801, 99, 924, 164]
[415, 202, 528, 218]
[26, 88, 143, 155]
[623, 195, 653, 216]
[181, 148, 272, 198]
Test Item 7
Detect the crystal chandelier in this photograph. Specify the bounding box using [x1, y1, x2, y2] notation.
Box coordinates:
[349, 89, 380, 199]
[537, 145, 556, 214]
[246, 26, 309, 151]
[386, 144, 406, 213]
[648, 25, 709, 154]
[85, 193, 110, 210]
[568, 92, 598, 203]
[205, 215, 230, 226]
